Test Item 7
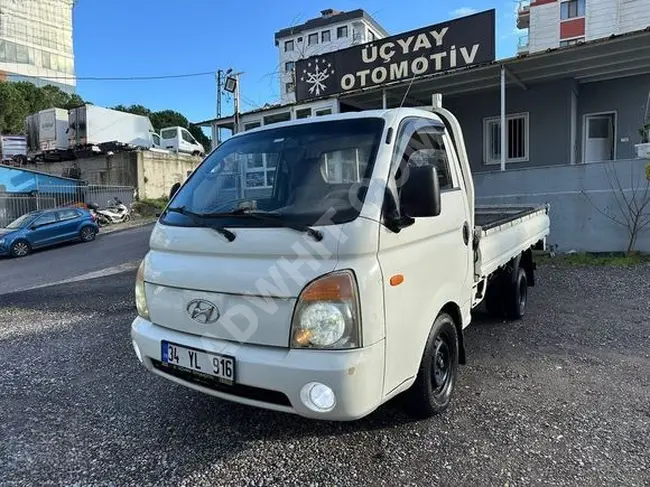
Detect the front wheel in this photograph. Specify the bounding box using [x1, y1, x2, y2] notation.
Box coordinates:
[404, 312, 459, 418]
[10, 240, 31, 258]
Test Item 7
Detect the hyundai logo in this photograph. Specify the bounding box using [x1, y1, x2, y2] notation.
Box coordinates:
[186, 299, 220, 324]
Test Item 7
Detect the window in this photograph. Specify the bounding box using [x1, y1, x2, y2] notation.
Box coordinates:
[308, 33, 319, 45]
[561, 0, 585, 19]
[263, 112, 291, 126]
[244, 122, 261, 131]
[337, 26, 348, 38]
[161, 129, 177, 139]
[161, 118, 385, 226]
[34, 212, 57, 226]
[321, 30, 331, 42]
[483, 113, 530, 164]
[296, 108, 312, 119]
[393, 119, 455, 195]
[285, 82, 295, 93]
[285, 61, 295, 72]
[316, 108, 333, 116]
[560, 37, 584, 47]
[368, 30, 376, 42]
[152, 133, 161, 146]
[57, 209, 79, 221]
[181, 129, 195, 144]
[284, 40, 294, 52]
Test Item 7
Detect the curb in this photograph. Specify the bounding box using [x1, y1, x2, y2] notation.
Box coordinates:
[97, 218, 157, 236]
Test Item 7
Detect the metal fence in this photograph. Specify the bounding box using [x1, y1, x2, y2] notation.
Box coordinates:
[0, 184, 135, 227]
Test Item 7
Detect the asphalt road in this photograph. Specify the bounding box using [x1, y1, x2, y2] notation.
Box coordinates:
[0, 223, 154, 295]
[1, 262, 648, 486]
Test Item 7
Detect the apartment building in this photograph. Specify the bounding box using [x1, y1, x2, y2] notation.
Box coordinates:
[517, 0, 650, 53]
[274, 8, 388, 103]
[0, 0, 76, 93]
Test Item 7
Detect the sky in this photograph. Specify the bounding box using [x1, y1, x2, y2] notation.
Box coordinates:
[72, 0, 524, 127]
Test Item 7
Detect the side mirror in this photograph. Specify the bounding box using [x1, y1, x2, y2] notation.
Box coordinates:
[399, 165, 441, 218]
[29, 224, 38, 230]
[169, 183, 181, 200]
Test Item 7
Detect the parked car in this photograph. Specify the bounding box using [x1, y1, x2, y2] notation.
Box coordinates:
[159, 126, 205, 156]
[0, 208, 99, 258]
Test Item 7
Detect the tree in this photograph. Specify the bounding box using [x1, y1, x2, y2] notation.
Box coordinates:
[582, 162, 650, 254]
[0, 82, 29, 134]
[0, 81, 88, 134]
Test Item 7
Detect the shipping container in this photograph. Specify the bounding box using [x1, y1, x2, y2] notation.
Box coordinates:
[39, 108, 70, 152]
[68, 105, 157, 150]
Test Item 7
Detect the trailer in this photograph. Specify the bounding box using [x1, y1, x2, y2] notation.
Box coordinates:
[68, 105, 159, 152]
[0, 135, 28, 165]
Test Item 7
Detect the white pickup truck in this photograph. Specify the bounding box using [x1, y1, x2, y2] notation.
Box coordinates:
[131, 99, 550, 421]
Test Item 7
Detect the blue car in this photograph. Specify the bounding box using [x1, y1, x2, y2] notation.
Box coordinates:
[0, 207, 99, 258]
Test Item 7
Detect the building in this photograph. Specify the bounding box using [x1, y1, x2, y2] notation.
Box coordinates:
[274, 8, 388, 103]
[198, 10, 650, 252]
[0, 0, 76, 93]
[517, 0, 650, 54]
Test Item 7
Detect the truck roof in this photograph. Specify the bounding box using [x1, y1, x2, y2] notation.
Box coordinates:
[234, 107, 445, 137]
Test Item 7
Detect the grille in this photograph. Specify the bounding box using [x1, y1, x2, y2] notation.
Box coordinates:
[151, 360, 292, 407]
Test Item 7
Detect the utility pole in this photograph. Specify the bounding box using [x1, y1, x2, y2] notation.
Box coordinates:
[215, 69, 223, 147]
[233, 72, 241, 135]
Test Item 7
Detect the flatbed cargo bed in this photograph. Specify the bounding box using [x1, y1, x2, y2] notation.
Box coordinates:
[473, 204, 550, 282]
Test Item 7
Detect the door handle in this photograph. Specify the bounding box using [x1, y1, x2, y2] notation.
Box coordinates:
[462, 222, 470, 245]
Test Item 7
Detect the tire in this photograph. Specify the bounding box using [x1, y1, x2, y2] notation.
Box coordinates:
[123, 214, 131, 223]
[504, 266, 528, 320]
[80, 226, 97, 242]
[10, 240, 31, 258]
[404, 312, 459, 418]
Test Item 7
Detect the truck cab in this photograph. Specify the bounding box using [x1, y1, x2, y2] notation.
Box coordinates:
[131, 103, 549, 421]
[160, 126, 205, 156]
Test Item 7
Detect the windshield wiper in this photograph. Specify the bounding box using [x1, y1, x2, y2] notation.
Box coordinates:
[225, 208, 324, 242]
[166, 206, 236, 242]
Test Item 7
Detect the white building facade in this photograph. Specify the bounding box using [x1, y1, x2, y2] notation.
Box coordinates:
[517, 0, 650, 54]
[0, 0, 76, 93]
[274, 8, 388, 103]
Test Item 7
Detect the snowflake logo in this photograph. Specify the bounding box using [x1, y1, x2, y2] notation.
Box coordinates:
[299, 58, 334, 96]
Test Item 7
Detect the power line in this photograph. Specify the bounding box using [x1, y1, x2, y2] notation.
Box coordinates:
[11, 71, 216, 81]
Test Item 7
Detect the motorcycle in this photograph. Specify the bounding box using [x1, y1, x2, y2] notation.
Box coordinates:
[87, 197, 131, 226]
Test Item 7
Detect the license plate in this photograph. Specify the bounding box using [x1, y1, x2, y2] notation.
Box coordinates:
[161, 341, 235, 384]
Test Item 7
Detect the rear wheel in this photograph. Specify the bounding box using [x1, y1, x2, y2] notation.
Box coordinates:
[10, 240, 31, 258]
[505, 266, 528, 320]
[80, 226, 97, 242]
[404, 312, 459, 418]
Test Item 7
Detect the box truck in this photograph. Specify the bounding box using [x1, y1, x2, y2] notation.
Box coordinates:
[131, 97, 551, 421]
[68, 105, 160, 151]
[39, 108, 70, 152]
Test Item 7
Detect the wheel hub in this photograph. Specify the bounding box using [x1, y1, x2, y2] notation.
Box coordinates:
[431, 338, 450, 389]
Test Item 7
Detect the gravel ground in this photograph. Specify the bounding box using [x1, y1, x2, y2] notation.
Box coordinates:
[0, 264, 648, 486]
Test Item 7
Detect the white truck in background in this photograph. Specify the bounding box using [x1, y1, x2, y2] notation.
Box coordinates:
[160, 126, 205, 156]
[0, 135, 28, 165]
[131, 98, 550, 421]
[68, 104, 161, 152]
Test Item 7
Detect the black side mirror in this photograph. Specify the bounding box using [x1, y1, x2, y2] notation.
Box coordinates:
[169, 183, 181, 200]
[400, 165, 441, 218]
[29, 224, 38, 230]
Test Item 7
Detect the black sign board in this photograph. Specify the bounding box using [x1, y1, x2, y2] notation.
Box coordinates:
[295, 9, 496, 102]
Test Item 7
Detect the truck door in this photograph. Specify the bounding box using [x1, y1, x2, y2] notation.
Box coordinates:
[377, 117, 470, 395]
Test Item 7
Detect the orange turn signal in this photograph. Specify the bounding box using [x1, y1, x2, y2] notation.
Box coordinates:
[389, 274, 404, 286]
[302, 272, 355, 301]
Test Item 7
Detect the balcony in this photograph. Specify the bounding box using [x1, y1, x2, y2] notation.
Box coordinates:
[518, 34, 530, 54]
[517, 0, 531, 29]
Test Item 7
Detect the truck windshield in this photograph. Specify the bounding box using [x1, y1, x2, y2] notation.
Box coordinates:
[162, 117, 385, 228]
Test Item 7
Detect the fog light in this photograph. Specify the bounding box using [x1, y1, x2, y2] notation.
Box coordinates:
[132, 339, 143, 363]
[300, 382, 336, 412]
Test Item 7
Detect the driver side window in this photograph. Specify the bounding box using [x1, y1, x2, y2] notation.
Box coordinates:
[34, 213, 57, 226]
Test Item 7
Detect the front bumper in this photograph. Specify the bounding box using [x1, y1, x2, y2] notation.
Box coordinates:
[131, 317, 385, 421]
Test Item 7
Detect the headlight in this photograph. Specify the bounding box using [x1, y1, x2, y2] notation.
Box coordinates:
[0, 238, 5, 246]
[135, 260, 149, 319]
[291, 270, 361, 349]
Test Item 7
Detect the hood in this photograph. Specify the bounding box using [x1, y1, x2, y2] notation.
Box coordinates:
[0, 228, 19, 237]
